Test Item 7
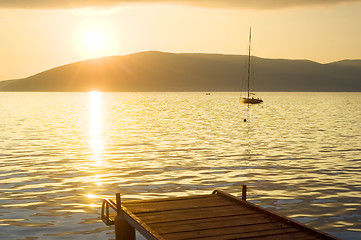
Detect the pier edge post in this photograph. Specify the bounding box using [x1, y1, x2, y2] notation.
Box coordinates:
[115, 192, 135, 240]
[242, 185, 247, 201]
[116, 193, 121, 215]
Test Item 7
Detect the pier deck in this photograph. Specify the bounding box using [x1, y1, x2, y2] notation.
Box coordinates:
[101, 187, 338, 240]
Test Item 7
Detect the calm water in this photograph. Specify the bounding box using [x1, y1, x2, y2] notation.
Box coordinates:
[0, 92, 360, 240]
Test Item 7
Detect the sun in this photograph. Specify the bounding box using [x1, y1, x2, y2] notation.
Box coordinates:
[75, 20, 119, 59]
[83, 29, 107, 58]
[84, 30, 106, 53]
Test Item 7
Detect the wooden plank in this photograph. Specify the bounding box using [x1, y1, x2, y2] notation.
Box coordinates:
[184, 228, 302, 240]
[147, 213, 266, 228]
[296, 236, 328, 240]
[242, 231, 327, 240]
[133, 204, 252, 218]
[151, 214, 279, 235]
[123, 195, 233, 214]
[132, 203, 251, 218]
[123, 194, 212, 205]
[161, 222, 296, 240]
[131, 205, 256, 224]
[302, 237, 329, 240]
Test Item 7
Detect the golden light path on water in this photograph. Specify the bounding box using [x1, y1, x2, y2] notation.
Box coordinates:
[89, 91, 103, 167]
[86, 91, 105, 207]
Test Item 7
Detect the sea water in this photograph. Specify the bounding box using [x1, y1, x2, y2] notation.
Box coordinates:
[0, 92, 360, 240]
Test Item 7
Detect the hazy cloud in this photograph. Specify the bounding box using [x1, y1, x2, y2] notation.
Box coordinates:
[1, 0, 360, 9]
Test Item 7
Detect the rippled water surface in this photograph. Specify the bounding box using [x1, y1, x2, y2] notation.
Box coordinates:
[0, 92, 360, 240]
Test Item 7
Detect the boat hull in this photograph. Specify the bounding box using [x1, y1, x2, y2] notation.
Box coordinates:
[241, 97, 263, 104]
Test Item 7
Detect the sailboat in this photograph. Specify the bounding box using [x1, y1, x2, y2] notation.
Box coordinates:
[241, 28, 263, 104]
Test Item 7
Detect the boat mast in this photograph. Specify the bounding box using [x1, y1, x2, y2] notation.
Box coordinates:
[247, 27, 251, 99]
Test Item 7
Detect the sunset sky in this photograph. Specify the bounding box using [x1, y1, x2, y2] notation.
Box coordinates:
[1, 0, 361, 80]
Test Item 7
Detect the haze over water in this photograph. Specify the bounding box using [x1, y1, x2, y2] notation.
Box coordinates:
[0, 92, 360, 240]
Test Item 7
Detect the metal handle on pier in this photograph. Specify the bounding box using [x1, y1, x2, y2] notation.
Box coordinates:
[101, 198, 117, 225]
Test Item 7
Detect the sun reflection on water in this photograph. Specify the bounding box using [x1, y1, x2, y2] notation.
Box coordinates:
[89, 91, 103, 167]
[85, 193, 97, 199]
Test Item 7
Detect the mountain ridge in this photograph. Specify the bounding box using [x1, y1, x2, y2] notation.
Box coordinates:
[1, 51, 360, 92]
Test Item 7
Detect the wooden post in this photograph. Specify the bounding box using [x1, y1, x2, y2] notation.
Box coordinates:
[242, 185, 247, 201]
[116, 193, 121, 215]
[114, 193, 135, 240]
[106, 202, 110, 225]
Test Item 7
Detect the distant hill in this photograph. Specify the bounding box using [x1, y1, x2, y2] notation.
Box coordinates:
[0, 51, 360, 92]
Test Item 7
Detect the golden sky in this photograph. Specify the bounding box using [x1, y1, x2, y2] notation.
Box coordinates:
[1, 0, 361, 80]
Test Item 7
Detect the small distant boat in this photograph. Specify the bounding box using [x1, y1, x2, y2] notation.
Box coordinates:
[241, 28, 263, 104]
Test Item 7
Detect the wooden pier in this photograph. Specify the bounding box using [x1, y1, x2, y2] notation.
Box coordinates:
[101, 186, 338, 240]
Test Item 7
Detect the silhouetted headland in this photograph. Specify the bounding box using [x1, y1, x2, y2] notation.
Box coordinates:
[0, 51, 360, 92]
